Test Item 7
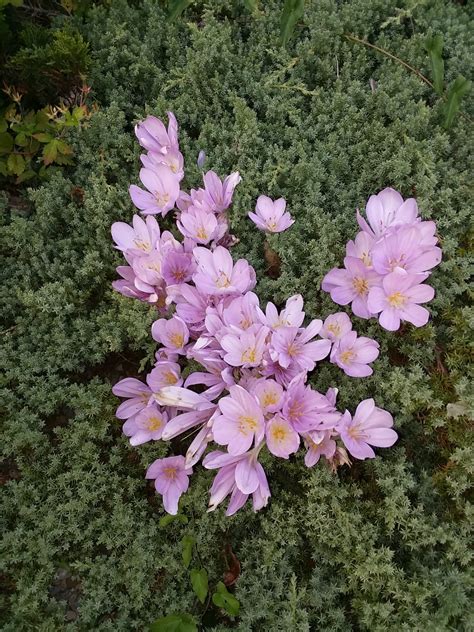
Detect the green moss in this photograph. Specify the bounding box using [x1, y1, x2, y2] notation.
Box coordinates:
[1, 0, 473, 629]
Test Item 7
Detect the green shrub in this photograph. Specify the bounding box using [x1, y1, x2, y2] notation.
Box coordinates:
[1, 0, 473, 630]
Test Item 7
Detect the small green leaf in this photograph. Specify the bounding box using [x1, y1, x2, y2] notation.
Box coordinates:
[33, 133, 54, 143]
[280, 0, 305, 47]
[181, 535, 195, 568]
[16, 169, 36, 184]
[212, 581, 240, 616]
[443, 76, 471, 129]
[190, 568, 208, 604]
[15, 132, 29, 147]
[425, 35, 444, 95]
[243, 0, 258, 10]
[56, 140, 73, 155]
[149, 612, 197, 632]
[7, 153, 25, 176]
[0, 132, 14, 154]
[167, 0, 193, 21]
[43, 140, 59, 165]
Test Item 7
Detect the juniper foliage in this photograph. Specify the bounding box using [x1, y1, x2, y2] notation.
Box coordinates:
[1, 1, 473, 630]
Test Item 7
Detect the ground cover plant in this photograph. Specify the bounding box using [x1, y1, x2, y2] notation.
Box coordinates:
[1, 0, 473, 630]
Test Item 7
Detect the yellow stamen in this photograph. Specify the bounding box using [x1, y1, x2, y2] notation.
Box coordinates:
[353, 277, 369, 295]
[241, 347, 257, 364]
[155, 192, 170, 207]
[196, 226, 208, 241]
[147, 416, 162, 431]
[164, 371, 178, 385]
[215, 271, 231, 288]
[262, 392, 278, 407]
[169, 333, 184, 348]
[238, 415, 258, 435]
[327, 323, 341, 336]
[387, 291, 406, 308]
[339, 349, 355, 364]
[133, 238, 151, 252]
[163, 466, 177, 480]
[271, 425, 288, 442]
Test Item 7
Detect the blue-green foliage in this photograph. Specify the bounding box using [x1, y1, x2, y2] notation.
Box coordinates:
[1, 0, 473, 629]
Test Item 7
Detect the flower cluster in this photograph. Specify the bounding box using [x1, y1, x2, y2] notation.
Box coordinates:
[109, 113, 427, 517]
[322, 188, 441, 330]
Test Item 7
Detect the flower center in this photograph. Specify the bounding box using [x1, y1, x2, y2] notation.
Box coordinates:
[353, 277, 369, 295]
[361, 252, 371, 266]
[271, 425, 288, 442]
[266, 219, 277, 231]
[169, 333, 184, 348]
[327, 323, 341, 336]
[339, 349, 355, 364]
[287, 342, 299, 357]
[196, 226, 208, 241]
[387, 291, 406, 308]
[172, 268, 187, 283]
[164, 371, 178, 385]
[163, 466, 177, 480]
[262, 392, 277, 407]
[215, 271, 231, 288]
[155, 192, 170, 207]
[238, 415, 258, 434]
[241, 347, 257, 364]
[133, 238, 151, 252]
[147, 416, 162, 431]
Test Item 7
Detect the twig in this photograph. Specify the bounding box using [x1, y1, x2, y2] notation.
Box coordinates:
[344, 33, 434, 89]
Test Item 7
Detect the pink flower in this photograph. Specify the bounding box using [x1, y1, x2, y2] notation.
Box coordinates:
[320, 312, 352, 343]
[345, 231, 374, 267]
[203, 449, 270, 515]
[257, 294, 305, 330]
[111, 214, 160, 256]
[161, 251, 195, 286]
[321, 257, 382, 319]
[356, 187, 418, 238]
[371, 224, 441, 275]
[303, 430, 336, 467]
[220, 326, 269, 367]
[152, 316, 189, 353]
[221, 292, 260, 331]
[367, 267, 435, 331]
[129, 166, 180, 216]
[248, 195, 294, 233]
[135, 112, 179, 155]
[193, 246, 256, 296]
[265, 414, 300, 458]
[251, 379, 284, 414]
[270, 319, 331, 372]
[177, 207, 219, 244]
[141, 148, 184, 181]
[339, 399, 397, 460]
[203, 170, 241, 213]
[331, 331, 379, 377]
[213, 385, 265, 455]
[282, 378, 330, 433]
[146, 455, 192, 515]
[112, 377, 152, 419]
[173, 284, 210, 331]
[112, 265, 164, 304]
[123, 405, 168, 446]
[146, 362, 183, 390]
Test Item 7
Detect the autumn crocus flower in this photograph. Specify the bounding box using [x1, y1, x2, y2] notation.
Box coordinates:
[112, 377, 152, 419]
[257, 294, 305, 330]
[251, 379, 284, 414]
[356, 187, 418, 238]
[220, 326, 269, 368]
[146, 455, 192, 515]
[161, 251, 195, 286]
[111, 214, 160, 255]
[367, 267, 435, 331]
[265, 414, 300, 458]
[123, 405, 168, 446]
[152, 316, 189, 353]
[177, 207, 219, 245]
[270, 319, 331, 372]
[146, 361, 182, 391]
[303, 430, 336, 467]
[371, 224, 441, 275]
[202, 170, 241, 213]
[345, 230, 374, 267]
[339, 399, 397, 459]
[248, 195, 294, 233]
[193, 246, 256, 296]
[135, 112, 179, 155]
[321, 257, 382, 319]
[129, 166, 180, 216]
[331, 331, 379, 377]
[213, 385, 264, 455]
[320, 312, 352, 343]
[282, 377, 333, 433]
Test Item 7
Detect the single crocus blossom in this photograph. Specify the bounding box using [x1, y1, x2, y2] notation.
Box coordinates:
[177, 207, 219, 245]
[356, 187, 418, 238]
[213, 385, 265, 455]
[248, 195, 294, 233]
[320, 312, 352, 343]
[220, 326, 269, 368]
[345, 230, 374, 268]
[123, 405, 168, 446]
[146, 361, 183, 391]
[112, 377, 152, 419]
[251, 379, 284, 414]
[129, 166, 180, 216]
[367, 267, 435, 331]
[152, 316, 190, 353]
[146, 455, 192, 514]
[304, 430, 337, 467]
[111, 214, 160, 255]
[371, 224, 441, 275]
[339, 399, 397, 460]
[161, 251, 195, 286]
[265, 414, 300, 458]
[193, 246, 256, 296]
[321, 257, 382, 319]
[135, 112, 179, 155]
[257, 294, 305, 330]
[203, 170, 241, 213]
[331, 330, 379, 377]
[270, 319, 331, 372]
